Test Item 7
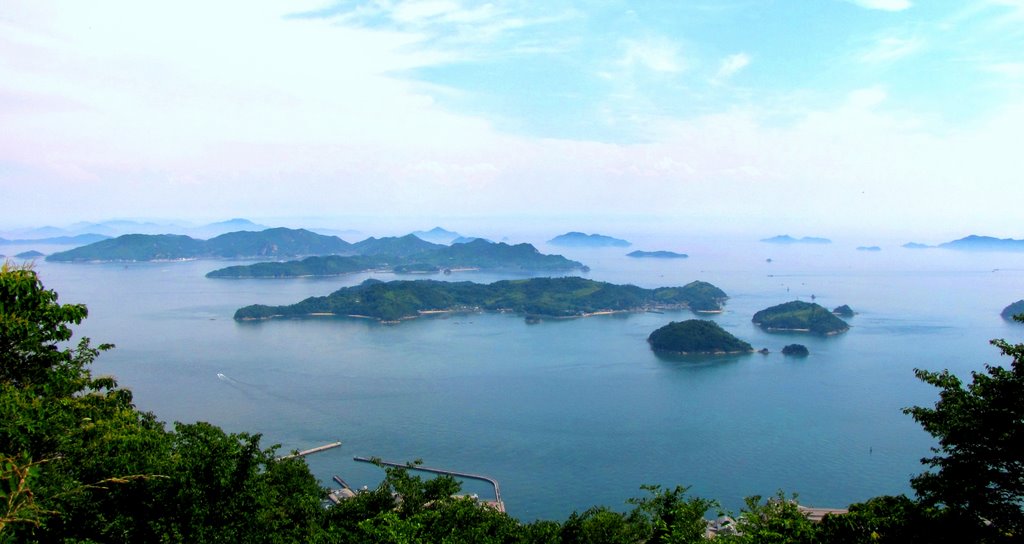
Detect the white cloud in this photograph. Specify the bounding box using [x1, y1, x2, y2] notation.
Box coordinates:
[618, 37, 685, 73]
[849, 0, 913, 11]
[984, 61, 1024, 78]
[715, 52, 751, 80]
[845, 86, 888, 109]
[859, 35, 924, 63]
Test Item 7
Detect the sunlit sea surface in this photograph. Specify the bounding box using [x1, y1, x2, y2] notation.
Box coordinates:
[11, 234, 1024, 521]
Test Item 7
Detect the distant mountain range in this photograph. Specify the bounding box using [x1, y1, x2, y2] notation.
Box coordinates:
[0, 233, 110, 246]
[548, 232, 631, 248]
[903, 235, 1024, 251]
[2, 218, 272, 241]
[760, 235, 832, 244]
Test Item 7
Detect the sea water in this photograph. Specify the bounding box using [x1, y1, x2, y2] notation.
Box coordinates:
[13, 235, 1024, 521]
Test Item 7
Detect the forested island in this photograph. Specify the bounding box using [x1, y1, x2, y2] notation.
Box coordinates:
[782, 344, 810, 357]
[626, 250, 688, 259]
[752, 301, 850, 335]
[832, 304, 855, 317]
[207, 239, 585, 278]
[234, 277, 728, 322]
[1002, 300, 1024, 321]
[547, 232, 631, 247]
[647, 320, 753, 355]
[46, 228, 354, 262]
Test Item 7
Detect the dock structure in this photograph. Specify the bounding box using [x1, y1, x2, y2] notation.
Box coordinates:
[277, 441, 342, 460]
[797, 505, 849, 523]
[354, 456, 504, 513]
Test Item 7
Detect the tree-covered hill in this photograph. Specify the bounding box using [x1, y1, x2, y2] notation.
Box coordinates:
[46, 228, 353, 262]
[351, 233, 444, 257]
[234, 277, 727, 322]
[1001, 300, 1024, 321]
[752, 300, 850, 335]
[647, 320, 753, 354]
[207, 239, 586, 278]
[46, 233, 206, 262]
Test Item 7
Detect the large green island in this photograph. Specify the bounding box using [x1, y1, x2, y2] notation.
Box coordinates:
[752, 300, 850, 335]
[647, 320, 753, 355]
[234, 277, 728, 322]
[208, 239, 584, 278]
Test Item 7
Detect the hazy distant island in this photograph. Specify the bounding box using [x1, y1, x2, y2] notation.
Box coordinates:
[234, 277, 728, 322]
[832, 304, 855, 318]
[626, 250, 688, 259]
[856, 246, 881, 252]
[411, 226, 462, 245]
[14, 250, 45, 259]
[937, 235, 1024, 252]
[1001, 300, 1024, 321]
[0, 233, 110, 247]
[752, 300, 850, 335]
[208, 239, 585, 278]
[647, 320, 753, 355]
[548, 232, 631, 248]
[782, 344, 810, 357]
[902, 235, 1024, 252]
[46, 228, 353, 262]
[760, 235, 831, 245]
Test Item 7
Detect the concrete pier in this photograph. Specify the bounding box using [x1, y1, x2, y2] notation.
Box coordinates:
[354, 456, 504, 512]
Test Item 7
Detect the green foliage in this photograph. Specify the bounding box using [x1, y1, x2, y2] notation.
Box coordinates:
[560, 506, 648, 544]
[752, 300, 850, 335]
[816, 495, 951, 544]
[648, 320, 753, 355]
[0, 263, 95, 389]
[717, 492, 817, 544]
[628, 485, 717, 543]
[903, 318, 1024, 540]
[235, 277, 729, 322]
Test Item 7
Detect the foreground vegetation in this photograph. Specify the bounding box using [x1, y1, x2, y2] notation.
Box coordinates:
[3, 264, 1022, 542]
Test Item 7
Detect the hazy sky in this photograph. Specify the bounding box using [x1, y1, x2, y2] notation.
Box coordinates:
[2, 1, 1022, 238]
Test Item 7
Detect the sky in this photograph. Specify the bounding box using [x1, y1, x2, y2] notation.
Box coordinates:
[1, 0, 1023, 239]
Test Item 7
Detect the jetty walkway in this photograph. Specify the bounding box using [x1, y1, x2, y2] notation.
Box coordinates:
[354, 456, 504, 513]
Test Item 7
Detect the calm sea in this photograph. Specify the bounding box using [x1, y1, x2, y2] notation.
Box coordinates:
[10, 235, 1024, 521]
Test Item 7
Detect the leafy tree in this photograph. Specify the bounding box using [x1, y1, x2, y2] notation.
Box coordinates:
[903, 316, 1024, 540]
[628, 484, 716, 543]
[560, 506, 648, 544]
[816, 494, 954, 544]
[716, 492, 817, 544]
